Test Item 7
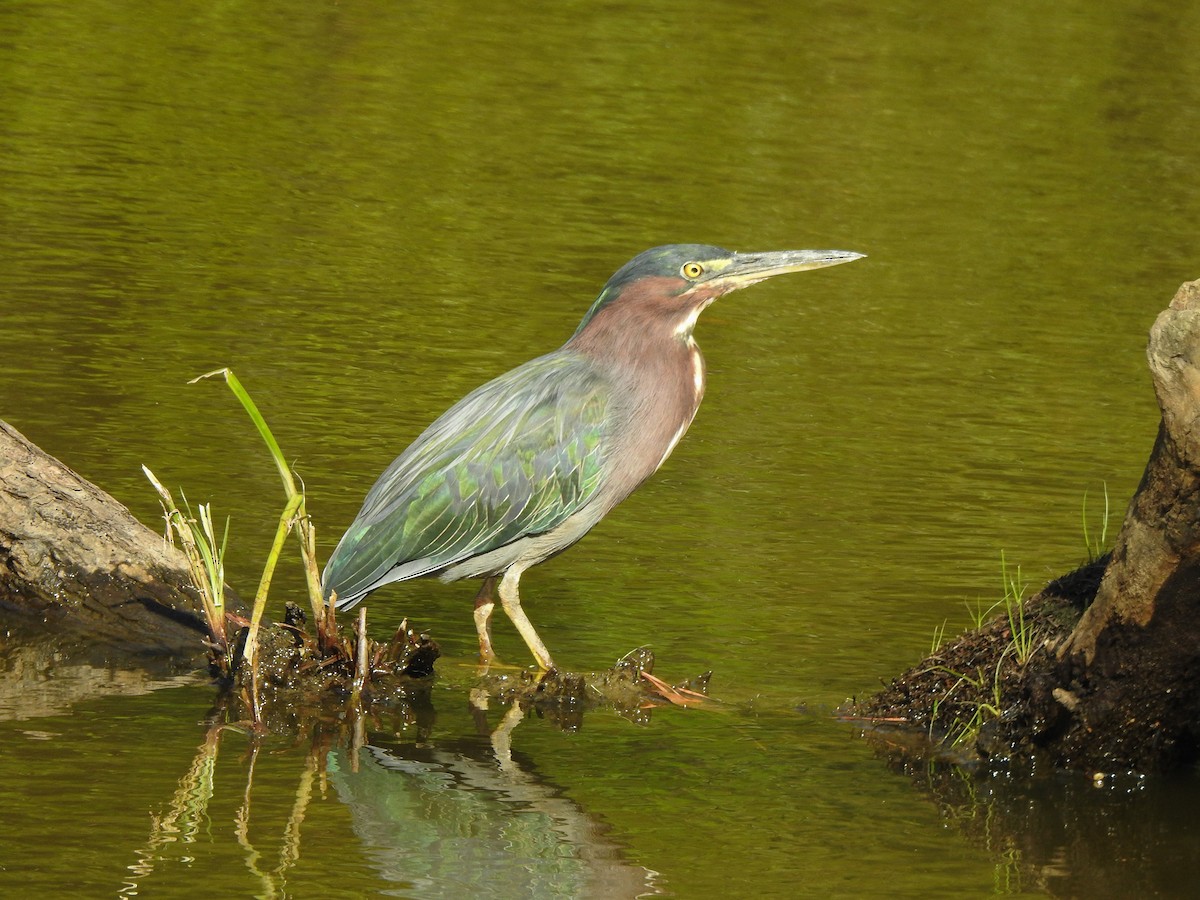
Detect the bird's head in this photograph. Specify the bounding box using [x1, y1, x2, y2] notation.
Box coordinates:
[571, 243, 864, 342]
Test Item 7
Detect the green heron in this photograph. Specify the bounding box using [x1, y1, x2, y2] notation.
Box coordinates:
[323, 244, 864, 670]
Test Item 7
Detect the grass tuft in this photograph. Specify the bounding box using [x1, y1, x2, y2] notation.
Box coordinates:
[1082, 482, 1112, 563]
[1000, 551, 1033, 666]
[146, 368, 331, 713]
[929, 619, 949, 655]
[190, 368, 325, 632]
[144, 467, 232, 674]
[916, 552, 1039, 750]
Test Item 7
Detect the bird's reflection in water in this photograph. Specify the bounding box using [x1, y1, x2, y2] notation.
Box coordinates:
[328, 703, 662, 898]
[121, 652, 697, 897]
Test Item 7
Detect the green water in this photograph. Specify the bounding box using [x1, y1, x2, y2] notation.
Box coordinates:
[2, 0, 1198, 896]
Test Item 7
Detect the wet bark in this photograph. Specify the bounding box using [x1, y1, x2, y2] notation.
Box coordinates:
[0, 420, 221, 655]
[1037, 279, 1200, 770]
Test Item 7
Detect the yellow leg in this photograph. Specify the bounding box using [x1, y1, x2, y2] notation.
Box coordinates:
[498, 567, 556, 671]
[472, 576, 498, 663]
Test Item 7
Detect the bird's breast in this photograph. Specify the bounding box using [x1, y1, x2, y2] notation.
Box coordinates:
[594, 337, 706, 503]
[651, 340, 704, 470]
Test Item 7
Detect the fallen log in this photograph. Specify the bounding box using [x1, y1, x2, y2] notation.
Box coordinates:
[0, 420, 221, 654]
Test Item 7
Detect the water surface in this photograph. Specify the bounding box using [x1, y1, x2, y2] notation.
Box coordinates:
[2, 0, 1198, 895]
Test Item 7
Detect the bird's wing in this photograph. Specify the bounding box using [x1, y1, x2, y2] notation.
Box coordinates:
[323, 351, 611, 604]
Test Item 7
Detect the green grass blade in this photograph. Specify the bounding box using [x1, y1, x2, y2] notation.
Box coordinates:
[243, 492, 306, 696]
[1000, 551, 1031, 665]
[190, 368, 296, 497]
[190, 367, 327, 631]
[142, 466, 228, 650]
[1081, 488, 1092, 558]
[1082, 482, 1113, 562]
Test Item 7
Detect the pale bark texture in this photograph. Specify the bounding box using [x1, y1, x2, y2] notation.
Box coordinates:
[1044, 279, 1200, 769]
[0, 420, 215, 653]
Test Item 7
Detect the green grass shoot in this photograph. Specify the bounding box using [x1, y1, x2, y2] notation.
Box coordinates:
[188, 497, 229, 614]
[965, 597, 999, 631]
[143, 466, 231, 666]
[1082, 482, 1111, 562]
[1000, 551, 1033, 666]
[928, 552, 1040, 750]
[929, 619, 948, 655]
[190, 368, 326, 631]
[928, 656, 1006, 748]
[145, 368, 331, 708]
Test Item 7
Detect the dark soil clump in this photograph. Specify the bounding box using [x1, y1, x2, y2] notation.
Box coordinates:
[844, 557, 1109, 764]
[222, 611, 440, 732]
[218, 611, 713, 735]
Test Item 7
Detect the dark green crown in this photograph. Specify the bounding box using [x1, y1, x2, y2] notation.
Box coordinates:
[572, 244, 732, 337]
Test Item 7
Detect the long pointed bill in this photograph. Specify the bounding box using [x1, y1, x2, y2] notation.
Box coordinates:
[705, 249, 866, 294]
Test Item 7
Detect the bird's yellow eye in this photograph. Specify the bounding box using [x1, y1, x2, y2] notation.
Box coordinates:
[681, 262, 704, 279]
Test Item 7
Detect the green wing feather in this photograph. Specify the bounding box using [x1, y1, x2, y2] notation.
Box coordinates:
[323, 351, 610, 605]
